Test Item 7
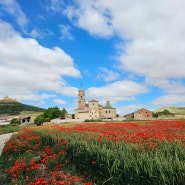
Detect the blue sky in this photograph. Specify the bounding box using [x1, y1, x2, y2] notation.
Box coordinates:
[1, 0, 185, 115]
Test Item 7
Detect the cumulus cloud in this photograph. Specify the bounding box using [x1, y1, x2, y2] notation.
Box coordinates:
[53, 99, 66, 105]
[64, 1, 114, 38]
[87, 80, 148, 103]
[146, 78, 185, 95]
[152, 94, 185, 106]
[59, 24, 74, 40]
[0, 21, 80, 101]
[64, 0, 185, 106]
[0, 0, 28, 28]
[64, 0, 185, 79]
[47, 0, 65, 12]
[97, 67, 120, 82]
[30, 28, 54, 39]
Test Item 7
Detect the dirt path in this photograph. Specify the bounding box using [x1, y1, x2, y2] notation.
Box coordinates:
[0, 133, 15, 156]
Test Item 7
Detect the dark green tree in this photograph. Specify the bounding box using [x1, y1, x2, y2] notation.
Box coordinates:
[152, 109, 174, 118]
[61, 108, 67, 119]
[72, 114, 75, 119]
[34, 114, 45, 126]
[43, 107, 62, 120]
[34, 107, 63, 126]
[10, 118, 21, 125]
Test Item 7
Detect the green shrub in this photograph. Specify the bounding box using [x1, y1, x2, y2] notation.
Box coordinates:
[10, 118, 21, 125]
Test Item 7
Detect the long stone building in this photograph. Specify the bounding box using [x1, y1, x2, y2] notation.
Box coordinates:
[75, 87, 116, 120]
[124, 108, 153, 120]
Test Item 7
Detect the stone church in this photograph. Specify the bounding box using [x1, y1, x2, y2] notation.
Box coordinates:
[75, 87, 116, 120]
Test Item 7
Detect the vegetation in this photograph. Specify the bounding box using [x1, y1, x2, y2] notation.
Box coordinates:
[61, 108, 67, 119]
[10, 118, 21, 125]
[1, 120, 184, 185]
[0, 124, 35, 135]
[84, 119, 103, 122]
[34, 107, 66, 126]
[154, 106, 185, 116]
[0, 102, 45, 115]
[153, 109, 174, 118]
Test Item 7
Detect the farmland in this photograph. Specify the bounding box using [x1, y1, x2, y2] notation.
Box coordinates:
[0, 120, 185, 185]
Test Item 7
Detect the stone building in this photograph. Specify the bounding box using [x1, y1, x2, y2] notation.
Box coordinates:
[75, 87, 116, 120]
[125, 108, 153, 120]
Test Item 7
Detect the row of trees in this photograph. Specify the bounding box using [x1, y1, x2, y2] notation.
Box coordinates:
[34, 107, 67, 126]
[152, 109, 174, 118]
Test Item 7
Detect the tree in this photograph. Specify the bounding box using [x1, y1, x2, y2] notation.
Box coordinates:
[34, 106, 63, 126]
[61, 108, 67, 119]
[10, 118, 21, 125]
[43, 107, 62, 120]
[34, 114, 45, 126]
[152, 109, 174, 118]
[72, 114, 75, 119]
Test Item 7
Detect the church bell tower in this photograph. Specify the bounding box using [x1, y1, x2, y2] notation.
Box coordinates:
[78, 86, 85, 109]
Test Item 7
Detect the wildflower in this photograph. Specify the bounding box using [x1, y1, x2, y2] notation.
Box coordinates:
[92, 161, 96, 165]
[85, 182, 93, 185]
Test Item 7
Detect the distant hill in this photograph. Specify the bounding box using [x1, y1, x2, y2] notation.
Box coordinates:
[0, 101, 45, 116]
[154, 107, 185, 116]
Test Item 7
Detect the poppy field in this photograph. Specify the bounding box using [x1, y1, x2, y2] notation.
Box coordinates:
[1, 120, 185, 185]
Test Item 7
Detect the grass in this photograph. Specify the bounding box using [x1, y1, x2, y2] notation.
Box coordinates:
[0, 123, 35, 135]
[154, 106, 185, 115]
[0, 120, 184, 185]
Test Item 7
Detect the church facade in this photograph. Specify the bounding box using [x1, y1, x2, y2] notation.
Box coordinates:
[75, 87, 116, 120]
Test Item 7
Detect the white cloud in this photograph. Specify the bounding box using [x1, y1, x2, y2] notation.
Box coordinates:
[0, 21, 81, 101]
[59, 24, 74, 40]
[47, 0, 65, 12]
[87, 80, 148, 103]
[30, 29, 42, 38]
[97, 67, 120, 82]
[53, 99, 66, 105]
[30, 28, 54, 39]
[64, 0, 185, 107]
[152, 94, 185, 106]
[65, 0, 185, 79]
[146, 78, 185, 95]
[0, 0, 28, 28]
[64, 1, 114, 37]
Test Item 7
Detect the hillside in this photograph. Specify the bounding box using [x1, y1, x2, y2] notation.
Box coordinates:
[0, 101, 45, 116]
[154, 107, 185, 116]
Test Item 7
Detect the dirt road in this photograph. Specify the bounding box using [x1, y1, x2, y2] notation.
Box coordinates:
[0, 133, 14, 156]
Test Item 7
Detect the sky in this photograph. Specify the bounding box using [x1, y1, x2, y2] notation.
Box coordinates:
[1, 0, 185, 115]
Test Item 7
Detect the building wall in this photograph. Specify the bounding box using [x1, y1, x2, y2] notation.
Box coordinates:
[75, 109, 90, 119]
[88, 101, 99, 109]
[101, 108, 116, 119]
[125, 113, 134, 120]
[89, 109, 99, 119]
[134, 108, 153, 120]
